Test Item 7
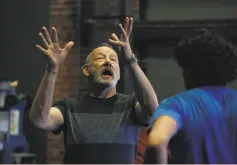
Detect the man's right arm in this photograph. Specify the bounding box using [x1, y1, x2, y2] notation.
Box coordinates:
[30, 69, 64, 131]
[30, 26, 74, 131]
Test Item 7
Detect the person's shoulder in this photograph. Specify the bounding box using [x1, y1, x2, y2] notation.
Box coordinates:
[115, 93, 136, 103]
[55, 94, 88, 105]
[163, 90, 192, 101]
[160, 89, 199, 108]
[223, 87, 237, 95]
[55, 94, 91, 113]
[70, 94, 87, 101]
[116, 93, 133, 99]
[178, 88, 201, 96]
[172, 88, 204, 100]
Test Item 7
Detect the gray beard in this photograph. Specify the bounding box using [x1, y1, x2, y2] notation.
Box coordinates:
[92, 73, 118, 87]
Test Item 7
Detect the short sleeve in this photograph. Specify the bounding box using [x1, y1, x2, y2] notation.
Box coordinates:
[147, 97, 183, 133]
[51, 99, 67, 134]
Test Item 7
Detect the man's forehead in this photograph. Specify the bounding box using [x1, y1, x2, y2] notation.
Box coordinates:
[91, 46, 117, 57]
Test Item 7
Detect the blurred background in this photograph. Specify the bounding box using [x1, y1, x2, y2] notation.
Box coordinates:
[0, 0, 237, 163]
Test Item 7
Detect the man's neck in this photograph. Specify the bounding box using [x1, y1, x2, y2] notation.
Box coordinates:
[89, 83, 117, 99]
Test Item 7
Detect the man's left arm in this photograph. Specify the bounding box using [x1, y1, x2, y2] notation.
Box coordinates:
[126, 61, 158, 124]
[109, 17, 158, 124]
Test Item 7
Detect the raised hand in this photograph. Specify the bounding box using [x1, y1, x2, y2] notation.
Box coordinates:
[120, 17, 133, 41]
[109, 17, 133, 58]
[36, 27, 74, 71]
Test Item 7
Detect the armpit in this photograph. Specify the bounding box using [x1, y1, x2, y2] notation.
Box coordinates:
[135, 102, 151, 125]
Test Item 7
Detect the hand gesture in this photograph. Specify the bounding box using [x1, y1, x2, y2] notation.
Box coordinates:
[109, 17, 133, 58]
[36, 27, 74, 70]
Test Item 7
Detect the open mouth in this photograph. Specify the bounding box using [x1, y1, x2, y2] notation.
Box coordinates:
[101, 69, 114, 78]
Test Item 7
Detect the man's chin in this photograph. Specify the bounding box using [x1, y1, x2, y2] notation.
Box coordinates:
[96, 79, 117, 87]
[101, 75, 113, 80]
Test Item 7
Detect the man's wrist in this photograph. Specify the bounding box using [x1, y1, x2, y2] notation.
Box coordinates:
[46, 65, 58, 74]
[124, 53, 138, 64]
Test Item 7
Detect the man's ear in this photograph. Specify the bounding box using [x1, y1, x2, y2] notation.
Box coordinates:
[82, 64, 89, 77]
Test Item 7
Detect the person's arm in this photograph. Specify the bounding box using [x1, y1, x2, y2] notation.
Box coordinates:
[29, 26, 74, 131]
[109, 17, 158, 124]
[30, 70, 63, 130]
[145, 98, 182, 164]
[147, 116, 178, 164]
[125, 61, 157, 124]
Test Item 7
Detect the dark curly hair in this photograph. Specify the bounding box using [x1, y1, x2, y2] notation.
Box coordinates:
[173, 28, 237, 85]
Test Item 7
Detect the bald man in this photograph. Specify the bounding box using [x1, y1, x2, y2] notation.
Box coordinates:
[30, 17, 158, 164]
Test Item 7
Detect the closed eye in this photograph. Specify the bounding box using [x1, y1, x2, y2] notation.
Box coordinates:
[96, 57, 104, 60]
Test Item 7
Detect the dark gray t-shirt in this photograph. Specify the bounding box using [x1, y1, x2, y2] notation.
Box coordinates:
[53, 93, 143, 164]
